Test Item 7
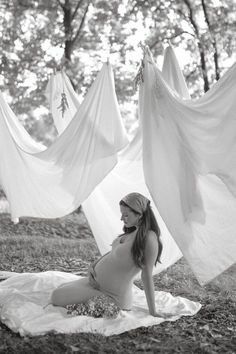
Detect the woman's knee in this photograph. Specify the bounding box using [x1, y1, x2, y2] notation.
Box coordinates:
[51, 288, 63, 306]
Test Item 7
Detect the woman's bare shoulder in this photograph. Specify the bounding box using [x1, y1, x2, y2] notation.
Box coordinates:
[145, 230, 158, 252]
[147, 230, 158, 243]
[142, 231, 158, 269]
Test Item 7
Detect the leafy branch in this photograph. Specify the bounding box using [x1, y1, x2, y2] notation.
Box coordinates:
[57, 92, 69, 118]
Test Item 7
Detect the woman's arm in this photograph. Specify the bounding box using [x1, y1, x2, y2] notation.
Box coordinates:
[141, 230, 160, 317]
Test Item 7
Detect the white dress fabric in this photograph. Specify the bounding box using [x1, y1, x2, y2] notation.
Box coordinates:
[0, 271, 201, 337]
[140, 47, 236, 285]
[0, 62, 128, 220]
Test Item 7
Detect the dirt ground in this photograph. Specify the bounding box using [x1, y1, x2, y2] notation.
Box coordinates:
[0, 209, 235, 354]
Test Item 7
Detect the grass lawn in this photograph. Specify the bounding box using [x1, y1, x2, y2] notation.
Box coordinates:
[0, 208, 235, 354]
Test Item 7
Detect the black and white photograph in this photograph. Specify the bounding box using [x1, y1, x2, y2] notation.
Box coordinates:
[0, 0, 235, 353]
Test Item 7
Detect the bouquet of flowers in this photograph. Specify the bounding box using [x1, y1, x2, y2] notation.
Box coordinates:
[66, 294, 120, 319]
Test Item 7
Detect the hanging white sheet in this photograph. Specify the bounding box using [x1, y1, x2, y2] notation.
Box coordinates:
[140, 47, 236, 284]
[161, 46, 190, 100]
[45, 70, 81, 134]
[82, 47, 187, 268]
[0, 62, 128, 220]
[47, 47, 183, 273]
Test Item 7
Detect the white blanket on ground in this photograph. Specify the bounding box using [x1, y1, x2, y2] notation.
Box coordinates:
[0, 271, 201, 337]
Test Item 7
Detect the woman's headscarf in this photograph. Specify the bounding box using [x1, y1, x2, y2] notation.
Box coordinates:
[121, 192, 150, 214]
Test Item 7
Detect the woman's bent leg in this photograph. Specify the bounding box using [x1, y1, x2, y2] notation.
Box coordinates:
[51, 277, 102, 307]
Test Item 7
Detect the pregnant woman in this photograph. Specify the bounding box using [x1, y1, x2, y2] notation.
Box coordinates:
[51, 192, 163, 317]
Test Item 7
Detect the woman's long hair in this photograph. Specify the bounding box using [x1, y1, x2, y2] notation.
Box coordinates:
[120, 200, 163, 268]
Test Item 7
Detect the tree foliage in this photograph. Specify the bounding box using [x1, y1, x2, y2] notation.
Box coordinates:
[0, 0, 235, 142]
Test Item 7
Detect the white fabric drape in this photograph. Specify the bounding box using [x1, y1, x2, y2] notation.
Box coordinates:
[45, 70, 81, 134]
[83, 129, 182, 273]
[0, 62, 128, 220]
[47, 47, 182, 273]
[161, 45, 190, 100]
[82, 47, 187, 270]
[3, 45, 235, 285]
[140, 47, 236, 284]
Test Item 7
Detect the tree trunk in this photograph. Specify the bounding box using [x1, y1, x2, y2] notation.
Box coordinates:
[183, 0, 210, 92]
[63, 0, 73, 61]
[201, 0, 220, 81]
[198, 44, 209, 92]
[58, 0, 90, 63]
